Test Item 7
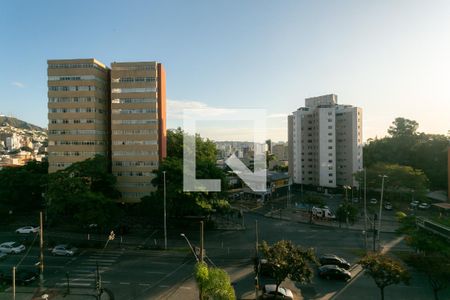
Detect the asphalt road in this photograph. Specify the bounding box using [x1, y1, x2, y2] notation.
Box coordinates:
[0, 212, 437, 300]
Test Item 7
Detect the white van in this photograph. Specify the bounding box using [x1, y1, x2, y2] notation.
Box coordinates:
[312, 207, 336, 219]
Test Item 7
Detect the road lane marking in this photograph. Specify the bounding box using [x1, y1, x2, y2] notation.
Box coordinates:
[119, 282, 130, 285]
[72, 278, 94, 282]
[86, 259, 116, 262]
[56, 282, 91, 287]
[159, 285, 169, 288]
[180, 286, 192, 290]
[145, 271, 166, 274]
[139, 283, 151, 286]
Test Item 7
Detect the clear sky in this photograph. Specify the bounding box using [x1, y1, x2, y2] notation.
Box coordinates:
[1, 0, 449, 142]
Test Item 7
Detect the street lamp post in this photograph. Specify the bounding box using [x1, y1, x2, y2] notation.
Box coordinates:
[363, 168, 367, 250]
[163, 171, 167, 250]
[377, 175, 388, 251]
[180, 233, 199, 262]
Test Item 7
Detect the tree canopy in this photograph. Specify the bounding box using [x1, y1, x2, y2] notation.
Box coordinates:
[148, 128, 229, 218]
[260, 240, 317, 294]
[355, 162, 429, 203]
[405, 254, 450, 300]
[364, 117, 448, 190]
[359, 253, 410, 300]
[387, 117, 419, 137]
[336, 203, 358, 227]
[194, 262, 236, 300]
[0, 160, 48, 211]
[46, 155, 120, 227]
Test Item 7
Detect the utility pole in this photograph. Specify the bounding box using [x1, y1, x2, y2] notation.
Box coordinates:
[363, 169, 367, 250]
[255, 220, 259, 299]
[200, 221, 204, 263]
[378, 175, 387, 252]
[373, 213, 377, 252]
[12, 266, 16, 300]
[163, 171, 167, 250]
[96, 262, 102, 300]
[199, 221, 204, 300]
[39, 211, 44, 289]
[66, 272, 70, 295]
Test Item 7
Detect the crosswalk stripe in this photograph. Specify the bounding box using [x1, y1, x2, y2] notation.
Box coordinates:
[56, 282, 91, 287]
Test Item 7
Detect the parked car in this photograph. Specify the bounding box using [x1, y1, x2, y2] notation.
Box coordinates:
[384, 202, 393, 211]
[0, 242, 25, 254]
[262, 284, 294, 299]
[318, 265, 352, 281]
[370, 198, 377, 204]
[418, 202, 431, 210]
[352, 198, 360, 204]
[319, 254, 351, 270]
[15, 226, 39, 234]
[0, 270, 38, 285]
[410, 200, 419, 209]
[51, 244, 78, 256]
[258, 258, 273, 277]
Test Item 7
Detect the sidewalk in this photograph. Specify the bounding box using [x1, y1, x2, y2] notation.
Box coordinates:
[256, 206, 399, 233]
[1, 287, 112, 300]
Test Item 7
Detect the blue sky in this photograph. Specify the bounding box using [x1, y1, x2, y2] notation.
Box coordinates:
[1, 0, 449, 141]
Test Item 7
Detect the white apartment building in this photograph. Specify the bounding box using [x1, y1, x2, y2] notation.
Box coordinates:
[288, 94, 363, 188]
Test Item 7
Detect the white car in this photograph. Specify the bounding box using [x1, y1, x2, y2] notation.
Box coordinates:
[262, 284, 294, 300]
[52, 244, 78, 256]
[370, 198, 377, 204]
[0, 242, 26, 254]
[418, 203, 431, 210]
[410, 200, 419, 209]
[15, 226, 39, 234]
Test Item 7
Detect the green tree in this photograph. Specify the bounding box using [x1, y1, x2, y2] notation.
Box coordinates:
[0, 160, 48, 211]
[406, 254, 450, 300]
[261, 240, 317, 295]
[336, 203, 358, 227]
[151, 128, 230, 219]
[354, 163, 429, 203]
[194, 262, 236, 300]
[359, 253, 410, 300]
[46, 155, 120, 227]
[364, 118, 448, 190]
[397, 215, 450, 257]
[387, 117, 419, 137]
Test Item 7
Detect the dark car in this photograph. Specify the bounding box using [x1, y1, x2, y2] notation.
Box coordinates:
[259, 258, 273, 277]
[318, 265, 351, 281]
[1, 270, 38, 285]
[319, 254, 351, 269]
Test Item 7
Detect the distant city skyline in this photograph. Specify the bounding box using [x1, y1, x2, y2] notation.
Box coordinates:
[1, 0, 449, 142]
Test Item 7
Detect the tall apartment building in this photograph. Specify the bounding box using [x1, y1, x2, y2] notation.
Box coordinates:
[110, 62, 166, 202]
[47, 59, 110, 173]
[47, 59, 166, 203]
[288, 94, 363, 188]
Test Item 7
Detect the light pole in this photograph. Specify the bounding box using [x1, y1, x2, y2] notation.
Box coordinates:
[343, 185, 351, 203]
[163, 171, 167, 250]
[377, 174, 388, 251]
[363, 168, 367, 250]
[180, 233, 199, 262]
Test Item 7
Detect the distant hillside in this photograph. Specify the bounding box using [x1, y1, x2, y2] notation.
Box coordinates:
[0, 116, 46, 132]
